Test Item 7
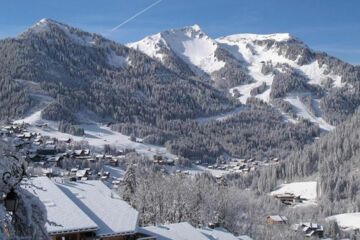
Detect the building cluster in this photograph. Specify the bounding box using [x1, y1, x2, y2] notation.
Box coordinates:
[204, 157, 280, 174]
[267, 215, 324, 238]
[23, 176, 251, 240]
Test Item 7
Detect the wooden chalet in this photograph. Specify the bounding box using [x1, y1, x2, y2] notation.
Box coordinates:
[267, 215, 288, 225]
[273, 193, 305, 205]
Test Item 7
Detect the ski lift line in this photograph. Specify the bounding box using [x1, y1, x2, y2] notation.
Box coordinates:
[109, 0, 163, 33]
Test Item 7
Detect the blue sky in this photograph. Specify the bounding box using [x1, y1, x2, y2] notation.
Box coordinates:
[1, 0, 359, 64]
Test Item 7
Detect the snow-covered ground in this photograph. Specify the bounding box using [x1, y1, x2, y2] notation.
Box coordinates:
[103, 165, 126, 180]
[284, 93, 334, 131]
[194, 106, 245, 123]
[127, 25, 225, 75]
[327, 213, 360, 231]
[270, 181, 318, 206]
[129, 26, 339, 131]
[217, 33, 337, 131]
[14, 109, 177, 161]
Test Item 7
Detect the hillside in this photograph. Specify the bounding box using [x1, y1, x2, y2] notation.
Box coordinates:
[2, 19, 359, 162]
[129, 25, 360, 129]
[0, 19, 237, 124]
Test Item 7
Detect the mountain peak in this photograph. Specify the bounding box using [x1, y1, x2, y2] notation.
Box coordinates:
[189, 24, 201, 31]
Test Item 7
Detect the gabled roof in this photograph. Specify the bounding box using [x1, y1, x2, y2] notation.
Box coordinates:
[140, 222, 209, 240]
[22, 177, 98, 235]
[56, 180, 139, 237]
[267, 215, 288, 222]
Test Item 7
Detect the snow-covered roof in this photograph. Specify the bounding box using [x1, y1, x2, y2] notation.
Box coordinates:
[22, 177, 98, 235]
[238, 235, 253, 240]
[56, 180, 139, 237]
[268, 215, 288, 222]
[198, 227, 239, 240]
[327, 212, 360, 230]
[76, 169, 88, 178]
[140, 222, 209, 240]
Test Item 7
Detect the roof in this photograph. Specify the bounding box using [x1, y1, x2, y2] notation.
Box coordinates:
[198, 227, 239, 240]
[22, 177, 98, 235]
[56, 180, 139, 237]
[238, 236, 253, 240]
[76, 169, 88, 178]
[268, 215, 288, 222]
[140, 222, 209, 240]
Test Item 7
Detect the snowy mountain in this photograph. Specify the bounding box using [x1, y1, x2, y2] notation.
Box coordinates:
[1, 19, 359, 161]
[128, 26, 360, 130]
[127, 25, 252, 88]
[0, 19, 237, 123]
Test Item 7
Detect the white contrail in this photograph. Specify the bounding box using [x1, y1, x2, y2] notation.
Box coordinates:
[109, 0, 163, 33]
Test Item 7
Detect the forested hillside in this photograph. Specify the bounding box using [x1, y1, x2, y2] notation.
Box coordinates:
[0, 19, 237, 125]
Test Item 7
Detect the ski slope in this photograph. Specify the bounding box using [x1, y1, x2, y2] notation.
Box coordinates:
[284, 93, 335, 131]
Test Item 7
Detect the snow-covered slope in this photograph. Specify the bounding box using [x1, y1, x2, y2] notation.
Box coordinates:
[15, 108, 177, 161]
[127, 25, 225, 75]
[129, 26, 347, 131]
[270, 181, 318, 206]
[217, 33, 342, 130]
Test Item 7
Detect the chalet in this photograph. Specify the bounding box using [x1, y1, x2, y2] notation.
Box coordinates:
[166, 159, 174, 166]
[28, 153, 43, 162]
[0, 128, 10, 136]
[24, 177, 140, 240]
[267, 215, 288, 225]
[76, 169, 89, 180]
[70, 168, 79, 175]
[273, 193, 304, 205]
[22, 177, 99, 240]
[46, 140, 55, 145]
[34, 137, 43, 145]
[296, 222, 324, 238]
[96, 154, 105, 160]
[59, 137, 71, 143]
[153, 155, 163, 161]
[73, 149, 90, 157]
[35, 123, 48, 128]
[37, 145, 57, 155]
[56, 179, 140, 239]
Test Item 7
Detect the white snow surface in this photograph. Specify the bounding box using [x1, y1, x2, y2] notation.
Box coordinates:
[217, 33, 338, 130]
[22, 177, 98, 234]
[30, 18, 96, 46]
[107, 50, 128, 68]
[140, 222, 209, 240]
[271, 181, 318, 203]
[199, 227, 239, 240]
[284, 93, 335, 131]
[219, 33, 295, 43]
[127, 25, 341, 130]
[327, 213, 360, 230]
[56, 180, 139, 236]
[14, 109, 177, 161]
[127, 25, 225, 74]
